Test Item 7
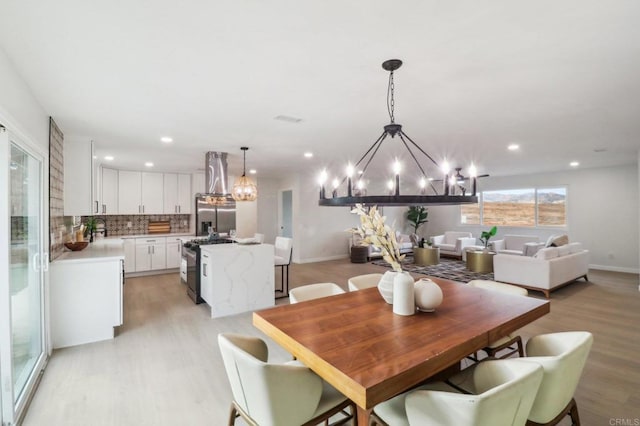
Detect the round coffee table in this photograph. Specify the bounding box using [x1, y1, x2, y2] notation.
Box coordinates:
[413, 247, 439, 266]
[466, 250, 496, 273]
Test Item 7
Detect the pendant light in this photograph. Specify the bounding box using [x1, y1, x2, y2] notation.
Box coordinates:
[232, 147, 258, 201]
[318, 59, 488, 207]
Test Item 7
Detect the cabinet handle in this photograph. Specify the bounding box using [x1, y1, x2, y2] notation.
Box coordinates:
[152, 246, 155, 254]
[102, 204, 106, 214]
[142, 205, 145, 213]
[42, 252, 49, 271]
[203, 263, 207, 277]
[178, 205, 181, 213]
[95, 200, 99, 214]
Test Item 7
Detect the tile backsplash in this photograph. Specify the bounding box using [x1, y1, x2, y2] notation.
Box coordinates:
[81, 214, 191, 236]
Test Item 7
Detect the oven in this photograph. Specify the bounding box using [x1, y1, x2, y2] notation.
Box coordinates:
[182, 243, 202, 304]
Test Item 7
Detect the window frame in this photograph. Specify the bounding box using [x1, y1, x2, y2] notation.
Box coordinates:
[459, 185, 568, 229]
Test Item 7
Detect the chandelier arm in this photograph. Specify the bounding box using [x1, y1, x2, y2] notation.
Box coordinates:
[400, 130, 439, 168]
[398, 133, 429, 178]
[358, 132, 389, 179]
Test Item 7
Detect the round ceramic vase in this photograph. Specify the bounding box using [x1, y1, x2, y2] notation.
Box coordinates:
[414, 278, 443, 312]
[377, 270, 396, 304]
[392, 272, 416, 316]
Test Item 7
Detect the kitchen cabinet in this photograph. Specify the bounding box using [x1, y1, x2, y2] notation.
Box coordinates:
[64, 139, 98, 215]
[118, 171, 164, 214]
[123, 238, 136, 273]
[163, 173, 191, 214]
[101, 167, 118, 214]
[135, 237, 166, 271]
[50, 253, 124, 348]
[166, 236, 183, 269]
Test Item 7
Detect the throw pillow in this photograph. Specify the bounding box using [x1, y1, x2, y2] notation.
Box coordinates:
[534, 247, 559, 260]
[549, 234, 569, 247]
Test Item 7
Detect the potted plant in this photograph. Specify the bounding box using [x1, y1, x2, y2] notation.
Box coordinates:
[406, 206, 428, 243]
[479, 226, 498, 250]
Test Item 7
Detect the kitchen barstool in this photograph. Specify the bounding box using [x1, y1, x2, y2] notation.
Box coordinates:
[274, 236, 293, 298]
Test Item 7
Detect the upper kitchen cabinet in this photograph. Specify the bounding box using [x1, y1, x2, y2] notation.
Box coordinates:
[163, 173, 191, 214]
[64, 139, 98, 216]
[101, 167, 118, 214]
[118, 171, 164, 214]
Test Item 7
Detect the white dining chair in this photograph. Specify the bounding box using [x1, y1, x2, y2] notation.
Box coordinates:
[218, 333, 356, 426]
[370, 359, 543, 426]
[274, 236, 293, 298]
[467, 279, 529, 360]
[347, 273, 383, 292]
[289, 283, 345, 304]
[521, 331, 593, 425]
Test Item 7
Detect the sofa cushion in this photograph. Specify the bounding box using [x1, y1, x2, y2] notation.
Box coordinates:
[535, 247, 559, 260]
[500, 249, 524, 256]
[438, 243, 456, 252]
[567, 242, 583, 254]
[443, 231, 472, 244]
[546, 234, 569, 247]
[557, 245, 571, 257]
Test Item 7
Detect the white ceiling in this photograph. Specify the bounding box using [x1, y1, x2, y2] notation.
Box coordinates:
[2, 0, 640, 182]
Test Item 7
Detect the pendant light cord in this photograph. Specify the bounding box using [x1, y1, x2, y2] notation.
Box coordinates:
[387, 71, 395, 124]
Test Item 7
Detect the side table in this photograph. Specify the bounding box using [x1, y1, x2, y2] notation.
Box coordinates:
[413, 246, 439, 266]
[350, 245, 369, 263]
[466, 250, 496, 273]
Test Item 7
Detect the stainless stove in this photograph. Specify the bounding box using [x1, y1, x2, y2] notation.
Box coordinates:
[182, 237, 233, 304]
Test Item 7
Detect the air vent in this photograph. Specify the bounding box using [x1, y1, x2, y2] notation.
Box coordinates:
[275, 115, 303, 123]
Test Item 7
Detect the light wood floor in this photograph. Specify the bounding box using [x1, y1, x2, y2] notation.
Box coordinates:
[23, 260, 640, 426]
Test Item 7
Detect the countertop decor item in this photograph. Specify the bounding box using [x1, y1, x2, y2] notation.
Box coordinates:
[318, 59, 488, 207]
[64, 241, 89, 251]
[414, 278, 443, 312]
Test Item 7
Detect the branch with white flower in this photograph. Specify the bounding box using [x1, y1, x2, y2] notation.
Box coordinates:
[350, 204, 404, 272]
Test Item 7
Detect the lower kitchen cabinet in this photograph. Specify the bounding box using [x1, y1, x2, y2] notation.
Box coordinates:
[166, 237, 183, 269]
[135, 237, 166, 271]
[50, 257, 124, 348]
[123, 238, 136, 273]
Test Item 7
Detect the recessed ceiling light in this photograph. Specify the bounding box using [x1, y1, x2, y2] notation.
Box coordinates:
[104, 155, 114, 161]
[160, 136, 173, 143]
[249, 169, 257, 174]
[92, 155, 97, 159]
[304, 152, 313, 158]
[570, 161, 579, 167]
[145, 162, 154, 167]
[507, 144, 520, 151]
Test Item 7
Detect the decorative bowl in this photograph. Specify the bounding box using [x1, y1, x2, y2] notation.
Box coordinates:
[64, 241, 89, 251]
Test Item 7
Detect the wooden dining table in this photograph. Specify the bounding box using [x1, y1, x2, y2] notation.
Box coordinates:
[253, 277, 550, 425]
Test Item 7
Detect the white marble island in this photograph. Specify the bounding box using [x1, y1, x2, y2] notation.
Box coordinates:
[199, 243, 275, 318]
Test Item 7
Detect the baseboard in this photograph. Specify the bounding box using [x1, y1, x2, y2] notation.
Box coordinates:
[296, 254, 350, 264]
[589, 264, 639, 274]
[125, 268, 179, 278]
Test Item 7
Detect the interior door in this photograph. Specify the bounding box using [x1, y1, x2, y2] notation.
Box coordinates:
[281, 189, 293, 238]
[0, 126, 48, 425]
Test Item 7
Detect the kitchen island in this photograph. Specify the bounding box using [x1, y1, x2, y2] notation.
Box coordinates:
[49, 239, 125, 348]
[199, 243, 274, 318]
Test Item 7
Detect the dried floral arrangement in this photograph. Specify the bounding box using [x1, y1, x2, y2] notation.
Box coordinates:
[351, 203, 404, 272]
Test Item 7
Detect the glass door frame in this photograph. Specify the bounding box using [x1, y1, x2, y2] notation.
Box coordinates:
[0, 122, 50, 425]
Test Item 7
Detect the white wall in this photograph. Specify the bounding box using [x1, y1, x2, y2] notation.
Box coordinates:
[415, 164, 639, 273]
[0, 47, 48, 151]
[256, 177, 280, 244]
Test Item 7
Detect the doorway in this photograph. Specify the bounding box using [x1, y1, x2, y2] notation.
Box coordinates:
[0, 125, 48, 425]
[280, 190, 292, 238]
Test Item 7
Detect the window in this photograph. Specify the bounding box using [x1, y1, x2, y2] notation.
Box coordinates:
[461, 187, 566, 227]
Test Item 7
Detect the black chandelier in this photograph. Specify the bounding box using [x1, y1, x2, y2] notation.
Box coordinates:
[318, 59, 485, 207]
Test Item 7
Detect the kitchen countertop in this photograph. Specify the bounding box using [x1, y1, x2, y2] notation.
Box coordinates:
[55, 238, 125, 263]
[117, 232, 195, 239]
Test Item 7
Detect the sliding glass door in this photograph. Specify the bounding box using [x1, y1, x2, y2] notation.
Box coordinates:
[0, 125, 48, 425]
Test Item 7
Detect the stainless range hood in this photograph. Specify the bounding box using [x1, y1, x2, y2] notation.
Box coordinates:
[204, 151, 230, 195]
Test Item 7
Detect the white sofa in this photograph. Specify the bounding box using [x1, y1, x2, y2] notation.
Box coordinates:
[493, 242, 589, 298]
[490, 234, 545, 256]
[430, 231, 476, 259]
[352, 232, 413, 260]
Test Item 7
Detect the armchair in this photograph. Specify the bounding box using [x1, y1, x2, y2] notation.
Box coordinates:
[491, 234, 544, 256]
[430, 231, 476, 259]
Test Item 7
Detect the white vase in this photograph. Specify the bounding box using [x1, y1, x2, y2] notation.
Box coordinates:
[393, 272, 415, 316]
[414, 278, 443, 312]
[377, 271, 396, 304]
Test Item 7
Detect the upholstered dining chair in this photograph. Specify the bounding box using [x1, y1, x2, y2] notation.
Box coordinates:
[370, 359, 543, 426]
[218, 333, 356, 426]
[274, 236, 293, 298]
[522, 331, 593, 426]
[289, 282, 345, 304]
[467, 279, 529, 360]
[347, 273, 383, 292]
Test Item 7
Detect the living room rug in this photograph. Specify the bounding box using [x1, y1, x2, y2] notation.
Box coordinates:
[371, 256, 495, 283]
